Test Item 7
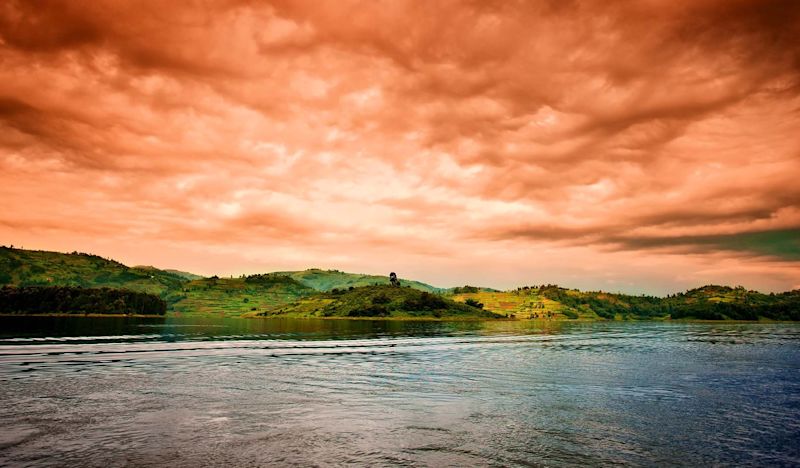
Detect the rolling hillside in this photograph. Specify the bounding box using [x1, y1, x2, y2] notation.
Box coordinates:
[254, 284, 501, 319]
[666, 285, 800, 320]
[450, 284, 800, 321]
[2, 247, 797, 320]
[171, 274, 315, 318]
[162, 269, 204, 281]
[0, 247, 187, 298]
[449, 288, 581, 319]
[276, 269, 442, 293]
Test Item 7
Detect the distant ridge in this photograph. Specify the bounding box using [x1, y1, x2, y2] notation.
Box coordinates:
[163, 269, 204, 281]
[0, 247, 186, 298]
[274, 268, 443, 293]
[1, 246, 798, 321]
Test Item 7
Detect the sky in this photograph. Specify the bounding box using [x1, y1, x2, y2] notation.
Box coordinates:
[1, 0, 799, 294]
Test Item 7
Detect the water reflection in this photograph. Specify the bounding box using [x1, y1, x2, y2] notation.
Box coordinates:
[0, 315, 575, 341]
[0, 317, 798, 467]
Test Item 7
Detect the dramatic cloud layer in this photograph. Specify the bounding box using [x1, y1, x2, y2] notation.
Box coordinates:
[1, 0, 799, 293]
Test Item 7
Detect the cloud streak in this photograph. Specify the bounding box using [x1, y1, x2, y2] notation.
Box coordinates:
[1, 0, 799, 293]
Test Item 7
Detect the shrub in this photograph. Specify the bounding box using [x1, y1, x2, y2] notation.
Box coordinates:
[347, 305, 389, 317]
[372, 294, 391, 304]
[464, 298, 484, 309]
[401, 292, 446, 311]
[0, 286, 167, 315]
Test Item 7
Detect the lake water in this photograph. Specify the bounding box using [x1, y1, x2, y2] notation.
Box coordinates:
[1, 317, 799, 467]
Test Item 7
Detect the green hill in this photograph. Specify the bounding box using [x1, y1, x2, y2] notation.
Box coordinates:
[0, 247, 187, 297]
[666, 285, 800, 320]
[447, 284, 800, 321]
[170, 274, 315, 318]
[448, 288, 579, 319]
[483, 284, 800, 321]
[2, 246, 797, 321]
[276, 269, 442, 293]
[162, 268, 204, 281]
[0, 248, 447, 318]
[255, 284, 501, 319]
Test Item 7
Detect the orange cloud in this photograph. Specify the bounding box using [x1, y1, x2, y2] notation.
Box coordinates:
[1, 0, 799, 293]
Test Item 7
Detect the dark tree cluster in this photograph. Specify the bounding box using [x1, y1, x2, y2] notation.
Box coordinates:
[371, 294, 391, 304]
[348, 305, 389, 317]
[244, 273, 292, 285]
[669, 299, 800, 321]
[401, 292, 447, 311]
[0, 286, 167, 315]
[464, 298, 484, 309]
[452, 285, 480, 294]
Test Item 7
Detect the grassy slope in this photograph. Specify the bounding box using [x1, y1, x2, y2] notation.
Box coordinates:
[277, 269, 442, 293]
[0, 248, 320, 318]
[255, 285, 501, 319]
[449, 289, 582, 319]
[675, 285, 755, 304]
[171, 275, 315, 318]
[163, 269, 204, 281]
[0, 247, 186, 298]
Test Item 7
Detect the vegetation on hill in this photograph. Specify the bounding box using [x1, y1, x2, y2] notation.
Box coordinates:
[449, 287, 572, 319]
[449, 285, 500, 294]
[667, 286, 800, 321]
[171, 274, 316, 318]
[163, 269, 204, 281]
[539, 284, 800, 321]
[256, 285, 502, 319]
[0, 247, 188, 297]
[275, 269, 442, 293]
[0, 286, 166, 315]
[535, 285, 667, 320]
[1, 246, 798, 321]
[450, 284, 800, 321]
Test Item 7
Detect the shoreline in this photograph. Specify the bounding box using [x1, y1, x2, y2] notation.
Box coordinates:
[0, 314, 797, 323]
[0, 313, 167, 318]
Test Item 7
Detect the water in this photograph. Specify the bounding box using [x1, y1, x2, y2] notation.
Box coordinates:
[1, 317, 799, 467]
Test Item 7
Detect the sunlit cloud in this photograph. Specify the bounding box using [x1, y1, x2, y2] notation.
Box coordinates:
[1, 0, 798, 293]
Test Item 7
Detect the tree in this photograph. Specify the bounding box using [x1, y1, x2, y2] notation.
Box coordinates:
[389, 272, 400, 287]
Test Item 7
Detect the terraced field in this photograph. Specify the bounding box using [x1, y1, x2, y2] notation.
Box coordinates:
[449, 290, 579, 319]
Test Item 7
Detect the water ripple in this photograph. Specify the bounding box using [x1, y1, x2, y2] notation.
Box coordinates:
[0, 319, 799, 466]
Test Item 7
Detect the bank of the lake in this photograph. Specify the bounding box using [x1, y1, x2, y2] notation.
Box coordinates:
[5, 312, 798, 324]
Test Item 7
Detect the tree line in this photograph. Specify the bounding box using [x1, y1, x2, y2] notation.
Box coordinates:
[538, 285, 800, 321]
[0, 286, 167, 315]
